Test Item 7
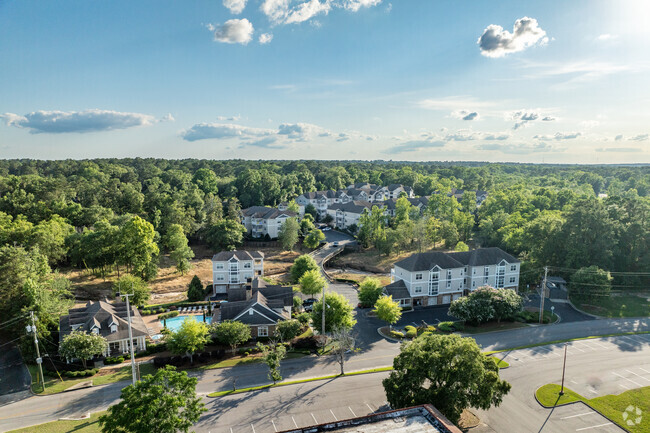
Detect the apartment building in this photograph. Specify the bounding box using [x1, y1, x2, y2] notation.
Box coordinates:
[384, 247, 520, 307]
[325, 200, 373, 230]
[212, 250, 264, 295]
[241, 206, 297, 239]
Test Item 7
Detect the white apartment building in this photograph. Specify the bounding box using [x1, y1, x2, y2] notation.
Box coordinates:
[241, 206, 297, 239]
[325, 200, 373, 230]
[212, 250, 264, 295]
[295, 190, 352, 218]
[384, 247, 520, 307]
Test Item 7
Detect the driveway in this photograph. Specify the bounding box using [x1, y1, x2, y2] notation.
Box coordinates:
[526, 294, 595, 323]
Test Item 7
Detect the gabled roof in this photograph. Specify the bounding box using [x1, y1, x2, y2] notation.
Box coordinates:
[218, 291, 290, 325]
[447, 247, 519, 266]
[394, 252, 464, 272]
[212, 250, 264, 262]
[387, 184, 405, 191]
[328, 200, 373, 214]
[383, 280, 411, 300]
[242, 206, 296, 220]
[59, 300, 148, 343]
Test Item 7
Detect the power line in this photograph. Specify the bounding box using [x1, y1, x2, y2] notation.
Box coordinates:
[548, 266, 650, 276]
[0, 313, 29, 329]
[0, 337, 23, 349]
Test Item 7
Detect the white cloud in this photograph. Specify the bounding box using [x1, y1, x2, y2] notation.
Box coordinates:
[615, 134, 624, 141]
[628, 133, 649, 141]
[476, 142, 553, 154]
[1, 109, 155, 134]
[596, 33, 618, 41]
[507, 110, 540, 129]
[451, 110, 480, 121]
[216, 115, 241, 121]
[213, 19, 254, 45]
[338, 0, 382, 12]
[261, 0, 289, 24]
[278, 122, 329, 140]
[388, 139, 446, 154]
[542, 116, 555, 121]
[478, 17, 548, 58]
[578, 120, 600, 129]
[533, 132, 581, 141]
[285, 0, 331, 24]
[223, 0, 247, 14]
[161, 113, 175, 122]
[596, 147, 641, 153]
[181, 123, 274, 141]
[259, 33, 273, 44]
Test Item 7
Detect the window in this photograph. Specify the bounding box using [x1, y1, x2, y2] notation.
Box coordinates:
[216, 275, 225, 281]
[510, 277, 516, 283]
[463, 278, 467, 286]
[447, 270, 452, 279]
[447, 280, 451, 288]
[399, 299, 410, 306]
[414, 286, 422, 294]
[258, 326, 268, 337]
[464, 266, 468, 274]
[473, 281, 476, 287]
[484, 276, 489, 284]
[216, 263, 224, 269]
[243, 262, 251, 269]
[484, 266, 489, 275]
[510, 265, 517, 271]
[429, 272, 439, 296]
[415, 273, 423, 280]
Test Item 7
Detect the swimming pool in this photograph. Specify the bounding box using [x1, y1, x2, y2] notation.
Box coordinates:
[160, 314, 212, 332]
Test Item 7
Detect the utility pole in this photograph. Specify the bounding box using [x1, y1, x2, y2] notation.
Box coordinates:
[29, 311, 45, 392]
[119, 284, 137, 386]
[321, 282, 326, 336]
[539, 266, 548, 324]
[560, 342, 568, 395]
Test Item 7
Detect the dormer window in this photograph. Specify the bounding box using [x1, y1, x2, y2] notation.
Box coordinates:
[110, 323, 117, 333]
[92, 327, 99, 334]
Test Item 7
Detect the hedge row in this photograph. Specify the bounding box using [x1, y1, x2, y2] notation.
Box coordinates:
[63, 368, 98, 378]
[158, 311, 180, 320]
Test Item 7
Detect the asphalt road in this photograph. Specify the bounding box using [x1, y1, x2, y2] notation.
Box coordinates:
[0, 348, 31, 407]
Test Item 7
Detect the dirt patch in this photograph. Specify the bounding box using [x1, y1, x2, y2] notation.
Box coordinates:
[328, 249, 417, 273]
[327, 269, 391, 286]
[459, 409, 480, 431]
[60, 243, 309, 304]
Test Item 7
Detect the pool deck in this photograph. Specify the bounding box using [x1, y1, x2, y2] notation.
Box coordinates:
[143, 312, 212, 337]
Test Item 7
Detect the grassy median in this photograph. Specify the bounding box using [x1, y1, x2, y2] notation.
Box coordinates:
[536, 384, 650, 432]
[7, 411, 106, 433]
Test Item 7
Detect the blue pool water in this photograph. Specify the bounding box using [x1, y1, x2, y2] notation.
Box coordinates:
[160, 315, 212, 332]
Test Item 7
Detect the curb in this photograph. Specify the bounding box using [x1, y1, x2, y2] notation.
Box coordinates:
[566, 300, 603, 319]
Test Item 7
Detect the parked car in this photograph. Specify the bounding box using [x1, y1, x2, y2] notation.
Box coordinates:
[332, 241, 340, 246]
[322, 227, 331, 231]
[302, 298, 317, 312]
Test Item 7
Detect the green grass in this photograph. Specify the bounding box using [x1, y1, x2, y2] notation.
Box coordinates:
[29, 363, 157, 395]
[196, 354, 264, 370]
[490, 357, 510, 369]
[536, 384, 650, 433]
[296, 327, 313, 339]
[208, 366, 393, 397]
[482, 331, 650, 356]
[463, 321, 529, 334]
[572, 294, 650, 318]
[7, 411, 106, 433]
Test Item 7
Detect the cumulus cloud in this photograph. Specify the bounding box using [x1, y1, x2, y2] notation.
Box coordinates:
[628, 133, 649, 141]
[542, 116, 555, 122]
[1, 109, 155, 134]
[478, 17, 548, 58]
[216, 115, 241, 121]
[223, 0, 247, 14]
[285, 0, 331, 24]
[533, 132, 581, 141]
[596, 34, 618, 41]
[338, 0, 382, 12]
[615, 134, 624, 141]
[261, 0, 290, 23]
[278, 122, 329, 140]
[259, 33, 273, 44]
[507, 110, 543, 129]
[213, 19, 254, 44]
[181, 123, 275, 141]
[451, 110, 480, 121]
[388, 139, 446, 154]
[243, 137, 286, 148]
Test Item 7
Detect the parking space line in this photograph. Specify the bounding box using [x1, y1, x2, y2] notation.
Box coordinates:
[589, 341, 610, 349]
[569, 345, 586, 353]
[230, 428, 234, 433]
[561, 411, 596, 419]
[626, 369, 650, 382]
[575, 422, 613, 431]
[619, 383, 630, 390]
[251, 424, 256, 433]
[311, 413, 318, 424]
[271, 420, 277, 432]
[349, 407, 356, 417]
[613, 372, 643, 387]
[292, 416, 298, 428]
[366, 403, 374, 412]
[329, 409, 338, 421]
[639, 367, 650, 375]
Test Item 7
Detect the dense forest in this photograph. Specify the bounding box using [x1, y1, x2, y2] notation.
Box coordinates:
[1, 159, 648, 354]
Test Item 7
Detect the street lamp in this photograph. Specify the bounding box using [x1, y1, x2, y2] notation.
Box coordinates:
[551, 306, 555, 322]
[559, 342, 568, 396]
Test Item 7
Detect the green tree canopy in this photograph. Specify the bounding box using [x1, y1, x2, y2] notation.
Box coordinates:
[278, 217, 300, 251]
[448, 286, 522, 325]
[59, 330, 108, 368]
[299, 269, 327, 300]
[99, 365, 206, 433]
[570, 266, 612, 298]
[290, 254, 319, 283]
[205, 219, 246, 251]
[187, 275, 205, 302]
[303, 229, 325, 249]
[373, 295, 402, 328]
[112, 274, 150, 307]
[383, 333, 511, 424]
[118, 215, 159, 280]
[358, 277, 384, 307]
[257, 341, 287, 384]
[275, 319, 302, 341]
[311, 291, 356, 334]
[212, 320, 251, 353]
[166, 317, 211, 364]
[165, 223, 194, 275]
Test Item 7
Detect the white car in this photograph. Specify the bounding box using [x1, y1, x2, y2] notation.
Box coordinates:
[322, 227, 332, 231]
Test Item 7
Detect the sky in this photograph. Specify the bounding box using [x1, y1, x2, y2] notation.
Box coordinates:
[0, 0, 649, 163]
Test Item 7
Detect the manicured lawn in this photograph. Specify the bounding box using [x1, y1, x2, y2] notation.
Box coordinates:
[7, 411, 106, 433]
[196, 354, 264, 370]
[536, 384, 650, 432]
[572, 294, 650, 318]
[29, 363, 157, 395]
[490, 357, 510, 369]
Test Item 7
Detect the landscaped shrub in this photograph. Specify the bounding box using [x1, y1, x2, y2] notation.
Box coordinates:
[438, 321, 455, 332]
[390, 330, 404, 339]
[404, 326, 417, 339]
[417, 325, 436, 335]
[295, 312, 311, 325]
[291, 335, 319, 351]
[158, 311, 179, 320]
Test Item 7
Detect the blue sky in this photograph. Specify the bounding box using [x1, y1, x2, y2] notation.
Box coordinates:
[0, 0, 648, 162]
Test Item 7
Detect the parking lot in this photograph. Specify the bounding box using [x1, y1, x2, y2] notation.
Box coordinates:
[540, 402, 625, 432]
[208, 399, 390, 433]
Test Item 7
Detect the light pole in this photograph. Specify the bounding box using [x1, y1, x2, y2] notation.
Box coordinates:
[117, 283, 137, 386]
[550, 306, 555, 323]
[559, 342, 568, 396]
[539, 266, 548, 324]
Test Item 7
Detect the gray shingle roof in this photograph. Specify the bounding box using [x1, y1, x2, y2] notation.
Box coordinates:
[242, 206, 297, 219]
[395, 248, 519, 272]
[217, 291, 289, 325]
[212, 250, 264, 262]
[447, 247, 519, 266]
[383, 280, 410, 300]
[394, 252, 464, 272]
[59, 300, 148, 343]
[328, 200, 373, 214]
